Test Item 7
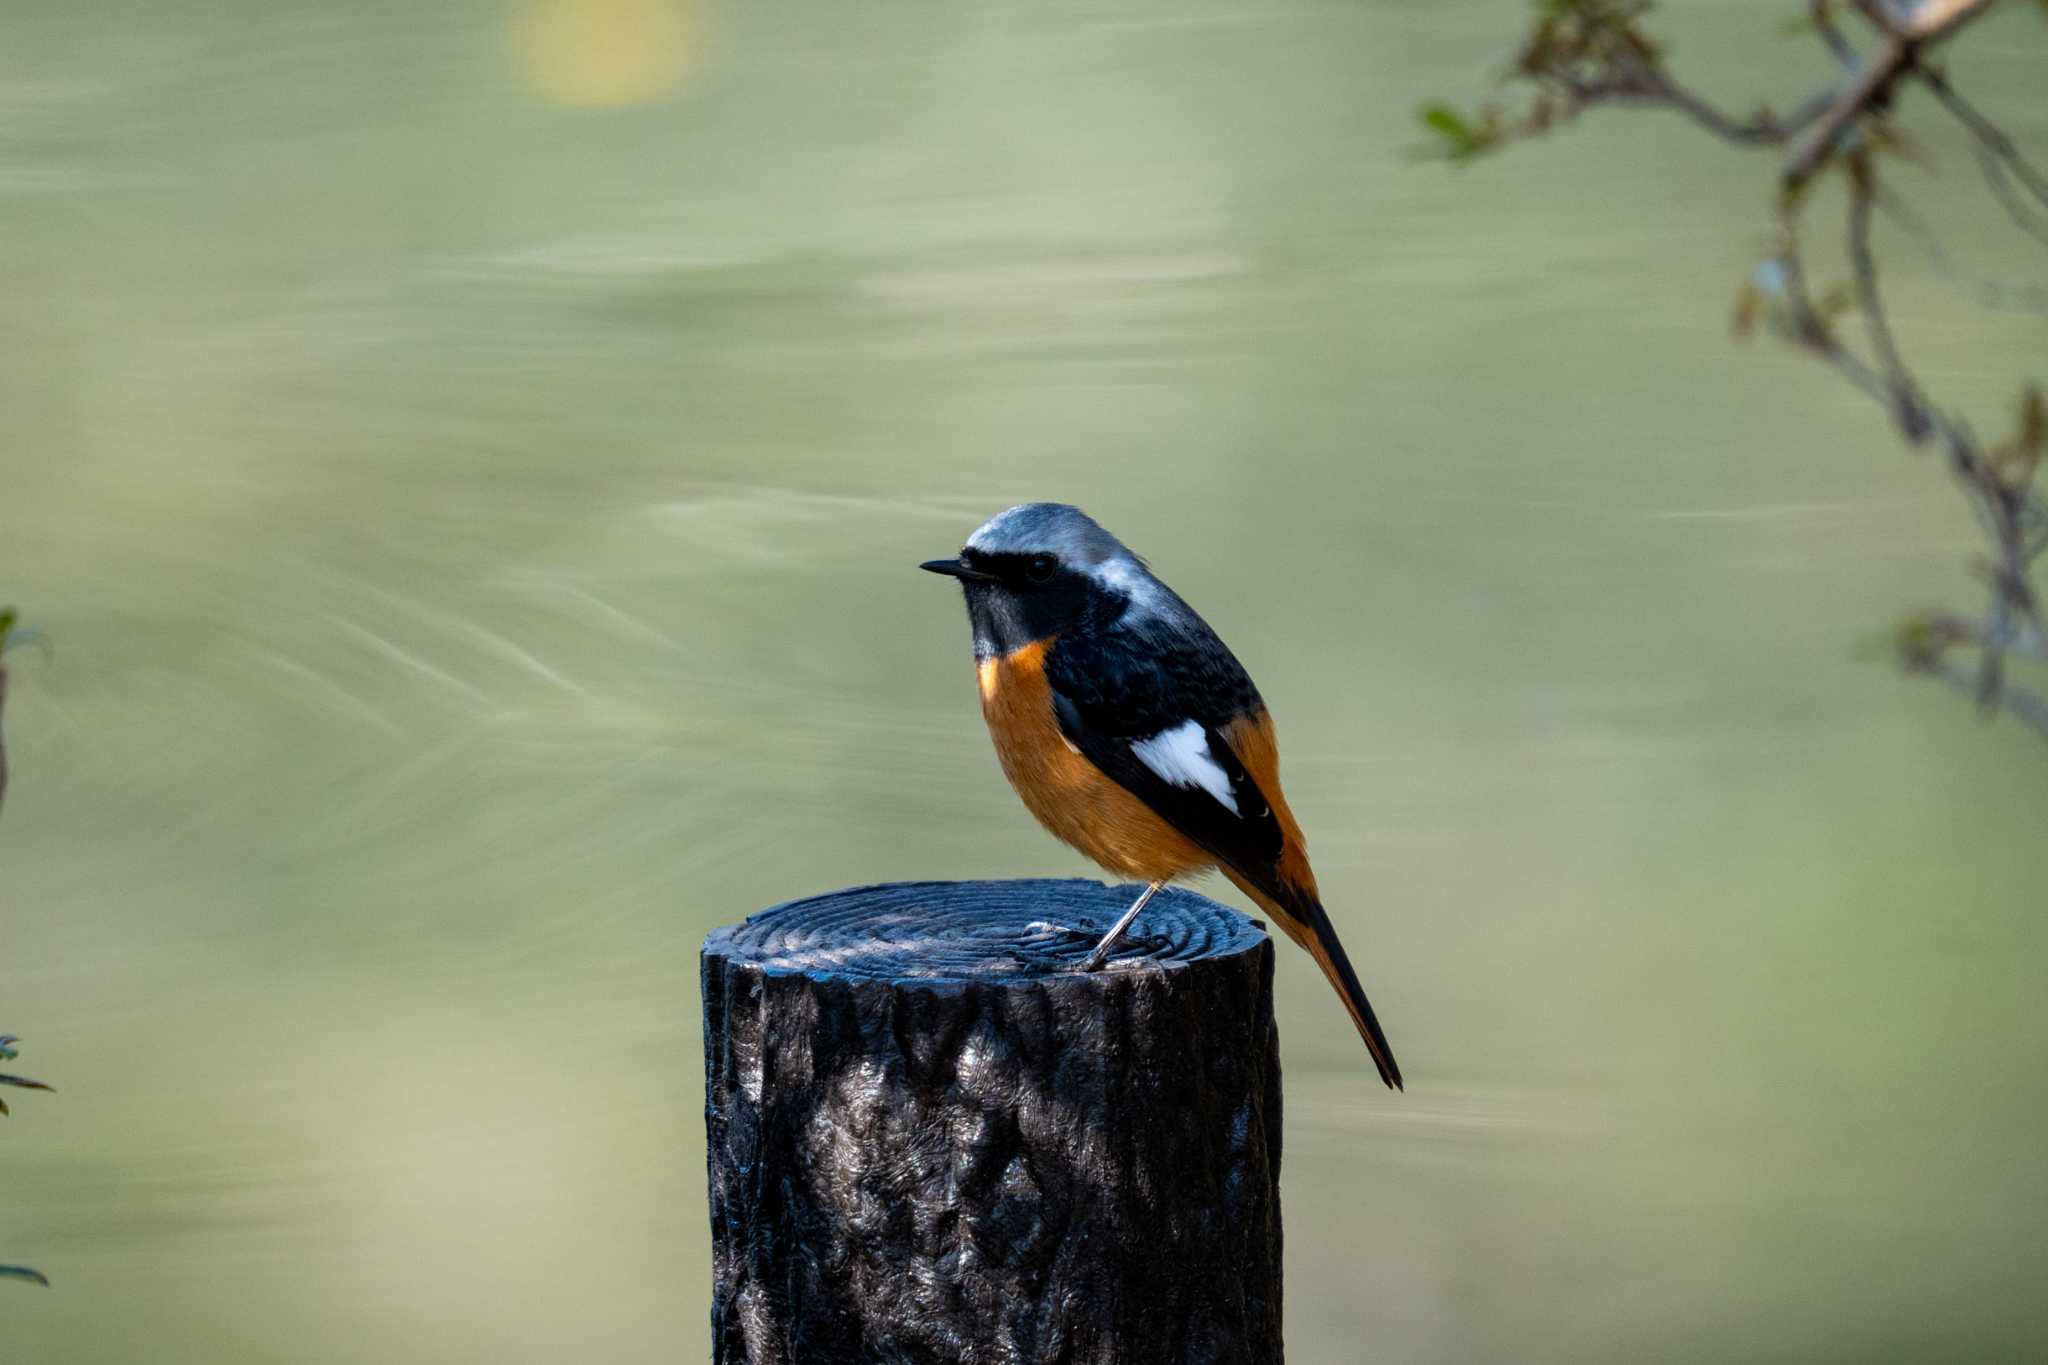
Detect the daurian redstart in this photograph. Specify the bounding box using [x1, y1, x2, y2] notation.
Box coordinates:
[923, 503, 1401, 1088]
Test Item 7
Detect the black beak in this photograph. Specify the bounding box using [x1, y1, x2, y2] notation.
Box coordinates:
[920, 558, 996, 582]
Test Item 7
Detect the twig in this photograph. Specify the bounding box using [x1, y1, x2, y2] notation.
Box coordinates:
[1914, 608, 2048, 660]
[1977, 146, 2048, 247]
[1773, 213, 1894, 401]
[1874, 185, 2048, 311]
[1919, 656, 2048, 737]
[1779, 184, 2047, 722]
[1551, 66, 1831, 145]
[1911, 61, 2048, 246]
[1921, 62, 2048, 213]
[1853, 0, 2005, 41]
[1783, 0, 2003, 190]
[1846, 162, 1934, 440]
[1809, 0, 1865, 68]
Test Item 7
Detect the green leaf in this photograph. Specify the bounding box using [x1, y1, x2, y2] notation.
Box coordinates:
[0, 1266, 50, 1287]
[0, 1075, 54, 1092]
[1418, 102, 1473, 142]
[1893, 612, 1965, 670]
[1411, 102, 1506, 164]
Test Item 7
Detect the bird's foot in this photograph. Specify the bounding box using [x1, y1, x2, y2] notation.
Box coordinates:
[1021, 920, 1096, 950]
[1020, 920, 1166, 971]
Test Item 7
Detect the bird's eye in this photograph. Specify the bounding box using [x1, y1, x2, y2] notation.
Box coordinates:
[1025, 554, 1057, 583]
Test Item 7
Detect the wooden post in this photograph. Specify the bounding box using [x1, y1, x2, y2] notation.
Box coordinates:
[702, 879, 1284, 1365]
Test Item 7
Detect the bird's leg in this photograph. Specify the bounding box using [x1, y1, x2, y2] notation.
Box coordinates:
[1080, 880, 1165, 971]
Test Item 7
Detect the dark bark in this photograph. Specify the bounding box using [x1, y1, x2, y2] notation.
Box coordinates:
[702, 878, 1284, 1365]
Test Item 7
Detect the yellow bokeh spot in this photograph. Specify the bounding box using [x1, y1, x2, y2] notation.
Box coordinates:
[512, 0, 701, 108]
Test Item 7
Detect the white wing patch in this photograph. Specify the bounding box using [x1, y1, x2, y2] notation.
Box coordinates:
[1130, 720, 1240, 816]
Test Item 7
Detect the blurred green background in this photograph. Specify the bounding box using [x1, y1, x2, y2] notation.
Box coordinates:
[3, 0, 2047, 1360]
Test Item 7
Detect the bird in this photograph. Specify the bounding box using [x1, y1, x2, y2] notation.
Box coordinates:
[921, 503, 1402, 1088]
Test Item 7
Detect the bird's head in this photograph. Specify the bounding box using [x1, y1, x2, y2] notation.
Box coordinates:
[921, 503, 1154, 659]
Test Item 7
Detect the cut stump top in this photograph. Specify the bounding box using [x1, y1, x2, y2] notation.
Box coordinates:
[703, 878, 1267, 986]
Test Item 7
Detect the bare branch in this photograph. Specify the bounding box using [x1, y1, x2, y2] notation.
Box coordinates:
[1915, 657, 2048, 737]
[1548, 66, 1831, 146]
[1920, 68, 2048, 205]
[1977, 148, 2048, 248]
[1845, 161, 1934, 440]
[1777, 196, 2044, 539]
[1874, 186, 2048, 311]
[1771, 215, 1896, 403]
[1633, 69, 1810, 143]
[1808, 0, 1865, 68]
[1853, 0, 2006, 40]
[1910, 608, 2048, 660]
[1783, 0, 2003, 190]
[1435, 0, 2047, 737]
[1913, 61, 2048, 246]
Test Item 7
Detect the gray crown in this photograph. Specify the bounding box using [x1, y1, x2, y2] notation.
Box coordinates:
[965, 503, 1127, 566]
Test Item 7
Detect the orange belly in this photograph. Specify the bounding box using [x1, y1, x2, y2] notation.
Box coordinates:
[977, 638, 1214, 882]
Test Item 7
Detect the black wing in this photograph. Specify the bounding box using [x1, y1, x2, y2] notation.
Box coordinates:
[1043, 613, 1285, 891]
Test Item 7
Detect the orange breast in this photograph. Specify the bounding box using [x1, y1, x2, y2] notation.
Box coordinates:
[977, 638, 1214, 882]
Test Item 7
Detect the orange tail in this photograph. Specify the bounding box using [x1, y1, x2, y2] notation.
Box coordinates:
[1227, 872, 1403, 1090]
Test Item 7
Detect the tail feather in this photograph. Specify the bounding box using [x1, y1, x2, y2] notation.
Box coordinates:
[1227, 872, 1403, 1090]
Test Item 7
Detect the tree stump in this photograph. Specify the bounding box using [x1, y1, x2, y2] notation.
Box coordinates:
[701, 879, 1284, 1365]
